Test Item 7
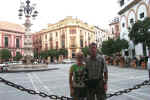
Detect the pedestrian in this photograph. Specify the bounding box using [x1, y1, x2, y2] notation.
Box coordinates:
[85, 42, 108, 100]
[69, 52, 87, 100]
[147, 56, 150, 80]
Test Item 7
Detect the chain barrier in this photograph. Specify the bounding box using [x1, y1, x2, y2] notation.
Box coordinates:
[0, 77, 150, 99]
[0, 77, 72, 100]
[107, 80, 150, 98]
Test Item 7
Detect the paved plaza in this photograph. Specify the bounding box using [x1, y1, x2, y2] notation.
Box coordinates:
[0, 64, 150, 100]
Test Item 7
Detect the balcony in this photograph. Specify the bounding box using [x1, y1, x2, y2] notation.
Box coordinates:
[70, 45, 76, 48]
[118, 0, 141, 15]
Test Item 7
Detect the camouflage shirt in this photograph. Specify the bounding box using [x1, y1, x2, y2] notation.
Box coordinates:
[70, 64, 88, 87]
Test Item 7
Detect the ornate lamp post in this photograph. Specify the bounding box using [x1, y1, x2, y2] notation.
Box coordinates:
[18, 0, 38, 64]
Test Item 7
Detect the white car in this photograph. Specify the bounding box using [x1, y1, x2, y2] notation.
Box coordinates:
[0, 64, 8, 72]
[0, 64, 6, 67]
[62, 59, 76, 64]
[33, 61, 38, 64]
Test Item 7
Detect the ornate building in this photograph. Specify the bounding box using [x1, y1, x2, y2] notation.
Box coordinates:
[0, 21, 25, 58]
[33, 16, 95, 60]
[109, 17, 120, 39]
[32, 30, 42, 55]
[118, 0, 150, 57]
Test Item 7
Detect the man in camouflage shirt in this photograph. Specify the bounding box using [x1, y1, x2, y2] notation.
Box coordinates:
[85, 42, 108, 100]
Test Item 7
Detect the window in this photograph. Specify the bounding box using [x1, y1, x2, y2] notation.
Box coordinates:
[140, 12, 144, 19]
[120, 0, 124, 6]
[61, 34, 65, 48]
[80, 36, 83, 48]
[72, 50, 76, 58]
[80, 30, 82, 34]
[112, 28, 114, 34]
[5, 37, 8, 47]
[50, 42, 53, 49]
[70, 37, 76, 47]
[49, 33, 52, 41]
[122, 23, 125, 27]
[62, 40, 65, 48]
[88, 36, 90, 40]
[56, 41, 58, 49]
[45, 44, 48, 51]
[70, 28, 76, 34]
[130, 18, 134, 24]
[56, 32, 58, 37]
[115, 25, 119, 32]
[16, 38, 20, 48]
[45, 35, 47, 39]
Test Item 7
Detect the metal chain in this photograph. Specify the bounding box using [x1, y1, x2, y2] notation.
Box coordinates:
[0, 77, 150, 99]
[0, 77, 72, 100]
[107, 80, 150, 98]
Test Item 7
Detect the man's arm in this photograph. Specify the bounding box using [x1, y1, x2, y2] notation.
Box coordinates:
[104, 71, 108, 83]
[69, 67, 74, 96]
[103, 58, 108, 83]
[69, 67, 73, 89]
[103, 58, 108, 92]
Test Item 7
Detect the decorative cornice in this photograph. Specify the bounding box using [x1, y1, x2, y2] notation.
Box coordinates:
[36, 25, 95, 35]
[118, 0, 142, 15]
[109, 21, 119, 26]
[0, 29, 24, 34]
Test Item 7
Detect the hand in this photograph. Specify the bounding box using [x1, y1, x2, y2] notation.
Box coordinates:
[70, 88, 74, 97]
[104, 83, 107, 92]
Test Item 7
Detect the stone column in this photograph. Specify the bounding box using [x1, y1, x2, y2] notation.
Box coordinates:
[23, 18, 33, 64]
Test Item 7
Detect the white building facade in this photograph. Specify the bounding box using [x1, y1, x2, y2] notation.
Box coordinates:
[118, 0, 150, 57]
[94, 26, 110, 48]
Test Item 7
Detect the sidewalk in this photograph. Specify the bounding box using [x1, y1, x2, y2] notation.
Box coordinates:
[108, 64, 147, 70]
[1, 64, 59, 73]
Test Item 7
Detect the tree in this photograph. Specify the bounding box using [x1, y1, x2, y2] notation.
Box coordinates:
[143, 17, 150, 49]
[34, 51, 38, 59]
[81, 46, 90, 57]
[13, 52, 22, 61]
[58, 48, 68, 57]
[128, 17, 150, 56]
[47, 49, 60, 60]
[0, 49, 11, 62]
[101, 39, 115, 56]
[48, 49, 57, 57]
[114, 38, 129, 52]
[101, 38, 129, 56]
[39, 51, 48, 59]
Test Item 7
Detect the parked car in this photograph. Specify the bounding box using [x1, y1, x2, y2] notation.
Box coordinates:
[33, 61, 38, 64]
[0, 64, 8, 72]
[62, 59, 76, 64]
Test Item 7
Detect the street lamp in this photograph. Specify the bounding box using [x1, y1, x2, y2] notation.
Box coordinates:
[18, 0, 38, 19]
[18, 0, 38, 64]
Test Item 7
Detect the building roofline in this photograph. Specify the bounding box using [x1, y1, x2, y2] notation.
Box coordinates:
[118, 0, 141, 15]
[0, 29, 24, 34]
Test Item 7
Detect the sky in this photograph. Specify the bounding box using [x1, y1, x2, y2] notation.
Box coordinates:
[0, 0, 120, 32]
